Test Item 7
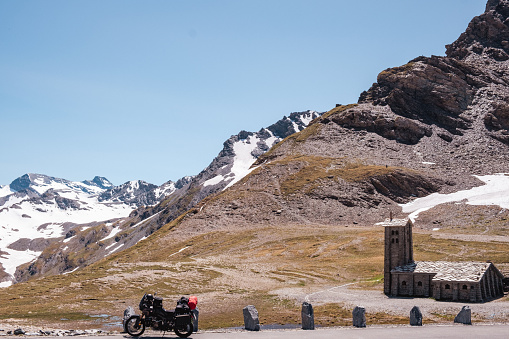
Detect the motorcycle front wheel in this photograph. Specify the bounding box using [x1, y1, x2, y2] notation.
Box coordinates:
[125, 315, 146, 337]
[174, 322, 193, 338]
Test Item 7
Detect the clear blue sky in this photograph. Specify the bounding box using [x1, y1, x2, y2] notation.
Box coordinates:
[0, 0, 487, 186]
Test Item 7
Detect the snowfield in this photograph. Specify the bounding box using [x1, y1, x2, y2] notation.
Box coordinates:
[0, 197, 135, 287]
[0, 185, 14, 198]
[401, 173, 509, 221]
[0, 176, 138, 287]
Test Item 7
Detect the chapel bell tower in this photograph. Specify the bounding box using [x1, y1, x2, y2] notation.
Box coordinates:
[383, 218, 414, 295]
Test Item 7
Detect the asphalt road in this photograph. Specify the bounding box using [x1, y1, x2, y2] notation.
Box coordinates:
[28, 324, 507, 339]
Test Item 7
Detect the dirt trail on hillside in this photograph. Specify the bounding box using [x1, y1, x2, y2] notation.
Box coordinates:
[428, 232, 509, 243]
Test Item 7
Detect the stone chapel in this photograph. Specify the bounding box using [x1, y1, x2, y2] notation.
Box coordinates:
[383, 218, 505, 302]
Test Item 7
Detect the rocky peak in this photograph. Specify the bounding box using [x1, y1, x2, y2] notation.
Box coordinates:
[97, 180, 161, 206]
[358, 55, 478, 136]
[9, 174, 32, 192]
[486, 0, 509, 16]
[265, 110, 321, 139]
[357, 0, 509, 143]
[82, 176, 114, 190]
[446, 0, 509, 61]
[174, 176, 194, 189]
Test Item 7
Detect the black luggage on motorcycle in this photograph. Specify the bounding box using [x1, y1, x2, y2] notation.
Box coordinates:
[177, 297, 189, 306]
[175, 296, 190, 315]
[153, 296, 163, 309]
[175, 303, 190, 315]
[175, 314, 191, 327]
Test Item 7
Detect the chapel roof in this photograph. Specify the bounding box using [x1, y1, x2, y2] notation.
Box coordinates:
[391, 261, 493, 282]
[379, 218, 411, 227]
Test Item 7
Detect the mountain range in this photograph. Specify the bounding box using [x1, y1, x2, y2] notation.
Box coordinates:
[0, 110, 321, 286]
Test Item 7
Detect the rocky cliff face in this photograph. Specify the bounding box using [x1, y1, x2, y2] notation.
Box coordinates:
[359, 0, 509, 143]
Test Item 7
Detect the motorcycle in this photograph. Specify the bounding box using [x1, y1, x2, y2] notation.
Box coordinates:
[125, 293, 197, 338]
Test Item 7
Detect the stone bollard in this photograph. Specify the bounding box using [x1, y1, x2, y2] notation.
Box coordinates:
[352, 306, 366, 328]
[122, 306, 136, 332]
[454, 306, 472, 325]
[301, 302, 315, 330]
[13, 329, 25, 336]
[243, 305, 260, 331]
[192, 308, 199, 332]
[410, 306, 423, 326]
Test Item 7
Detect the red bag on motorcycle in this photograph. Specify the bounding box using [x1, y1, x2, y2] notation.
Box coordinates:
[188, 296, 198, 310]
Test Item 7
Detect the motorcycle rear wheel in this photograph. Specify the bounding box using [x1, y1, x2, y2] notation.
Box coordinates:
[126, 315, 146, 337]
[174, 322, 193, 338]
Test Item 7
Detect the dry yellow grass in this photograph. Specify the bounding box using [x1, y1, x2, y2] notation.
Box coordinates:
[274, 155, 398, 196]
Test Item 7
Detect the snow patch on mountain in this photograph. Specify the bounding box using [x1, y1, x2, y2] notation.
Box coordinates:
[224, 133, 265, 189]
[0, 185, 14, 199]
[153, 182, 177, 200]
[128, 211, 162, 230]
[401, 173, 509, 221]
[203, 111, 322, 190]
[298, 112, 316, 126]
[0, 249, 40, 286]
[203, 132, 266, 188]
[101, 225, 123, 242]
